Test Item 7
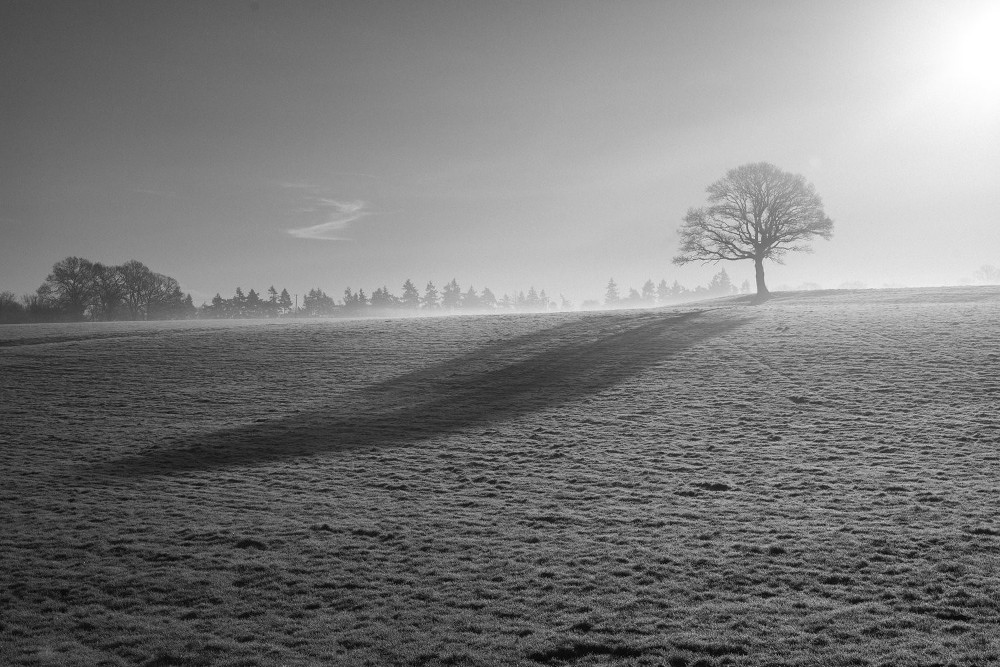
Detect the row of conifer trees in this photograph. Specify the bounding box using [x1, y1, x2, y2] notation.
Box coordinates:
[204, 269, 742, 319]
[201, 279, 565, 318]
[601, 269, 743, 308]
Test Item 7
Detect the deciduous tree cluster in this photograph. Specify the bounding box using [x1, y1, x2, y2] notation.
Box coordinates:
[0, 257, 195, 323]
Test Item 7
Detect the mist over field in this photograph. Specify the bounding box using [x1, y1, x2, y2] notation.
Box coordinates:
[3, 1, 1000, 665]
[3, 287, 1000, 665]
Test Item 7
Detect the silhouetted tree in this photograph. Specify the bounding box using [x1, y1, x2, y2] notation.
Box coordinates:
[259, 286, 275, 317]
[641, 279, 656, 304]
[461, 286, 480, 310]
[708, 268, 734, 295]
[657, 279, 670, 304]
[279, 288, 293, 313]
[605, 278, 620, 307]
[147, 276, 193, 319]
[441, 279, 461, 309]
[304, 288, 336, 316]
[422, 282, 440, 309]
[117, 260, 162, 319]
[524, 286, 539, 311]
[342, 287, 362, 310]
[401, 279, 420, 309]
[370, 287, 386, 309]
[264, 286, 279, 315]
[245, 288, 263, 316]
[538, 289, 552, 311]
[370, 286, 397, 310]
[228, 286, 246, 317]
[207, 293, 226, 318]
[480, 287, 497, 310]
[91, 262, 125, 321]
[674, 162, 833, 299]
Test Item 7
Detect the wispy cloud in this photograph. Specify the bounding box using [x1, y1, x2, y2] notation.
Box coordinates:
[287, 197, 370, 240]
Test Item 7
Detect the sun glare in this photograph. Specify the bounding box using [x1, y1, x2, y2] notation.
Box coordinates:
[937, 4, 1000, 105]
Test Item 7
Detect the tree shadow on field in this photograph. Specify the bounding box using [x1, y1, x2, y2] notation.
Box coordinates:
[93, 310, 749, 476]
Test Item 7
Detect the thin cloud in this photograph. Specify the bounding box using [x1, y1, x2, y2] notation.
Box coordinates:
[287, 198, 369, 240]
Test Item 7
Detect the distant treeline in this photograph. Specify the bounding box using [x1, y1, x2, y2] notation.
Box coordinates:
[597, 269, 743, 309]
[202, 280, 564, 318]
[205, 269, 743, 319]
[0, 257, 195, 324]
[1, 257, 746, 324]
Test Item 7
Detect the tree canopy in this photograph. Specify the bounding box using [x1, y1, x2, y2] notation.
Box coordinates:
[673, 162, 833, 298]
[31, 257, 193, 322]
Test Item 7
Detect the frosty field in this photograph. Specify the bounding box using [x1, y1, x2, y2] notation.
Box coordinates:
[2, 287, 999, 667]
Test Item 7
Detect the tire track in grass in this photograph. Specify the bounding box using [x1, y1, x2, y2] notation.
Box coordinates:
[86, 309, 752, 477]
[727, 339, 857, 420]
[729, 297, 999, 423]
[866, 327, 999, 393]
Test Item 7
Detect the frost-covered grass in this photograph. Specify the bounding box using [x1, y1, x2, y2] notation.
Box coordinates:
[2, 286, 999, 666]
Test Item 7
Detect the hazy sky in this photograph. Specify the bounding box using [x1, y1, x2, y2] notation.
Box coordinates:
[2, 0, 999, 304]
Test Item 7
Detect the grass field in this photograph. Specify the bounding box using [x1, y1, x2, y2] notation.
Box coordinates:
[2, 286, 999, 666]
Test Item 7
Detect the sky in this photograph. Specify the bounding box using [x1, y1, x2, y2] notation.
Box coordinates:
[2, 0, 999, 306]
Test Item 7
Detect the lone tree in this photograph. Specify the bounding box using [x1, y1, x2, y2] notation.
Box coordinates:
[673, 162, 833, 299]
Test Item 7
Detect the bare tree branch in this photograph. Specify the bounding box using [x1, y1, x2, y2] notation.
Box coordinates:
[673, 162, 833, 297]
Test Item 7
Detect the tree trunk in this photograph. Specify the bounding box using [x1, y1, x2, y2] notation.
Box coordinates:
[754, 256, 769, 298]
